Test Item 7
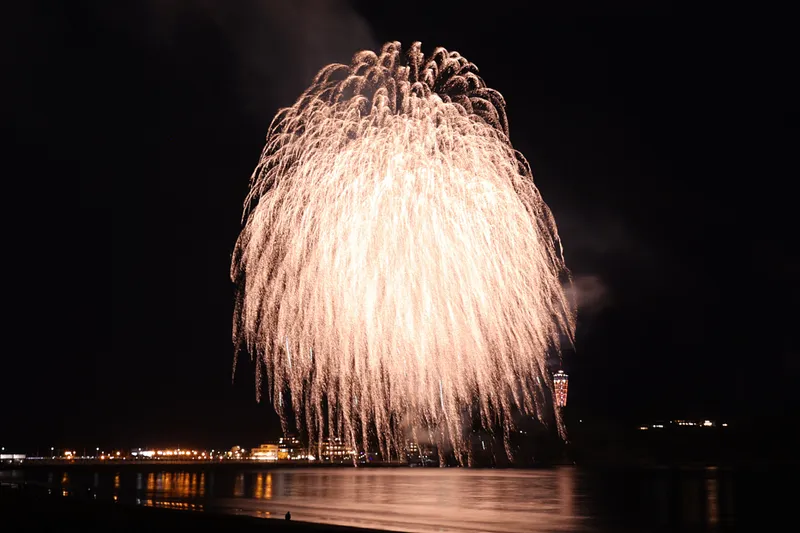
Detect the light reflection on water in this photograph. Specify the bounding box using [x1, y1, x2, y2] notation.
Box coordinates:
[143, 472, 207, 500]
[213, 468, 590, 532]
[706, 475, 719, 526]
[1, 466, 744, 533]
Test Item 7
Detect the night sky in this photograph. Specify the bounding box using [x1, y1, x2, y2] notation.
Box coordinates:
[4, 2, 796, 451]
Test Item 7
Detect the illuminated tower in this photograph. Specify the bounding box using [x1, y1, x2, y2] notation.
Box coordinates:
[553, 370, 569, 407]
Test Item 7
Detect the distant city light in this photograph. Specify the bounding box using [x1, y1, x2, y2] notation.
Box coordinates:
[638, 420, 727, 430]
[12, 432, 436, 466]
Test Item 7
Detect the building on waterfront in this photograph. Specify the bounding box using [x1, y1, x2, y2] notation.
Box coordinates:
[278, 436, 306, 460]
[251, 443, 279, 461]
[317, 438, 355, 462]
[406, 441, 420, 458]
[405, 441, 436, 466]
[553, 370, 569, 407]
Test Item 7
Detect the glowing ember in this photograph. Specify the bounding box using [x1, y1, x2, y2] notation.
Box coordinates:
[232, 41, 575, 463]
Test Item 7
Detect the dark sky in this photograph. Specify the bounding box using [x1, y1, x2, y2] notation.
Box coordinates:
[3, 2, 796, 451]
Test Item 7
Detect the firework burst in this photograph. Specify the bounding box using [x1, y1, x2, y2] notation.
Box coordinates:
[232, 42, 575, 463]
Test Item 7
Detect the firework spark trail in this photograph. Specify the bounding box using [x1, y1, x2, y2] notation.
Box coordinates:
[232, 42, 575, 462]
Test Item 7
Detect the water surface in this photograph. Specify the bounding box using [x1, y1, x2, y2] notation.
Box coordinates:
[1, 465, 770, 532]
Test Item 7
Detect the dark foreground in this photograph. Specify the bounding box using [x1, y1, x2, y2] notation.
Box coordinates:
[0, 484, 390, 533]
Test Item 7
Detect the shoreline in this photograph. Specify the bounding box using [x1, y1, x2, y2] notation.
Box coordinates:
[4, 458, 797, 472]
[0, 460, 570, 471]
